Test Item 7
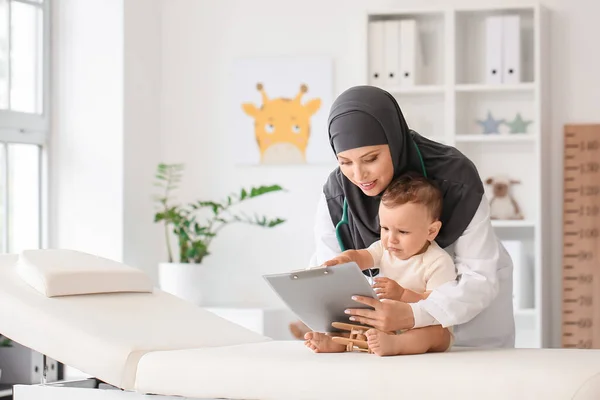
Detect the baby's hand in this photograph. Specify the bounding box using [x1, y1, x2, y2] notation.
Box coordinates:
[322, 254, 353, 267]
[372, 277, 405, 301]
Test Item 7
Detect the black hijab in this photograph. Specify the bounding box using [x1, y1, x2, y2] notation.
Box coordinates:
[323, 85, 484, 250]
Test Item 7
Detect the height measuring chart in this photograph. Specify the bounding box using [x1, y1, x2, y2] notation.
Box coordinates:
[562, 124, 600, 349]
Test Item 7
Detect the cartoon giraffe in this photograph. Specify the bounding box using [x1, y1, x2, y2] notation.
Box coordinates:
[242, 83, 321, 164]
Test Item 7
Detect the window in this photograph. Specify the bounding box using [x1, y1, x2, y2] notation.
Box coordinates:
[0, 0, 49, 253]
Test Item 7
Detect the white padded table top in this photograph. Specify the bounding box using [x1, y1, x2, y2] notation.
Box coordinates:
[0, 254, 269, 391]
[136, 341, 600, 400]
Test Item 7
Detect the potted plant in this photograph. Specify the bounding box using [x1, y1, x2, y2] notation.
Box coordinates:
[153, 163, 286, 305]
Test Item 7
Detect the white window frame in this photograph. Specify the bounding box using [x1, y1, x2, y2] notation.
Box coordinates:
[0, 0, 50, 252]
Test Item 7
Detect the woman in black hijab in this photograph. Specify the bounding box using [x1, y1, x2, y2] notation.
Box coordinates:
[310, 85, 514, 349]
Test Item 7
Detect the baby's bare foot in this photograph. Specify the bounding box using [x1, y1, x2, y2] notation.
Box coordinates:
[366, 329, 404, 356]
[304, 332, 346, 353]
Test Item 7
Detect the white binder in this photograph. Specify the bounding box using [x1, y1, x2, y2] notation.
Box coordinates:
[485, 16, 503, 84]
[502, 15, 521, 84]
[383, 20, 401, 86]
[399, 19, 418, 86]
[368, 21, 385, 86]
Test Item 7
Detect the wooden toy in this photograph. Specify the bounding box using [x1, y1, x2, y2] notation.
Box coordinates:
[330, 321, 399, 353]
[331, 322, 371, 353]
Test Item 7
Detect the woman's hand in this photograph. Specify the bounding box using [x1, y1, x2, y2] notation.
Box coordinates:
[345, 296, 415, 332]
[372, 277, 405, 301]
[322, 254, 353, 267]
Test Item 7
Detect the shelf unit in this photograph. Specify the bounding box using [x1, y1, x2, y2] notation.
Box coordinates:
[386, 85, 445, 95]
[455, 83, 535, 92]
[455, 134, 536, 143]
[366, 4, 550, 348]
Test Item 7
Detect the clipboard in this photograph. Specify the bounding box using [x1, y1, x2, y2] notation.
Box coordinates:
[263, 262, 378, 333]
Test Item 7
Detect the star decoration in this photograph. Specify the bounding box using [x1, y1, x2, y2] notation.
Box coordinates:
[476, 111, 505, 134]
[504, 113, 533, 134]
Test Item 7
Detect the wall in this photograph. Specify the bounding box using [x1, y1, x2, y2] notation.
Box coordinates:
[123, 0, 163, 281]
[543, 0, 600, 347]
[50, 0, 124, 261]
[158, 0, 600, 346]
[51, 0, 162, 275]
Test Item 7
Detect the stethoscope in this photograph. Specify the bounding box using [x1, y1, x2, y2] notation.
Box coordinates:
[334, 139, 427, 282]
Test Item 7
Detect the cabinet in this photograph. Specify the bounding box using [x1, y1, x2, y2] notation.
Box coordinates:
[366, 4, 550, 348]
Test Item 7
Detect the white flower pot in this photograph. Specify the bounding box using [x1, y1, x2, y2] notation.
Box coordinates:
[158, 262, 208, 305]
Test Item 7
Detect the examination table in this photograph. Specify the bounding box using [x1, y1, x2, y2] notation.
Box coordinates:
[0, 250, 599, 400]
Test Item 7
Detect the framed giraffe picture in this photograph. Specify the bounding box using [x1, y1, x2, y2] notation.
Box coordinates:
[232, 57, 334, 165]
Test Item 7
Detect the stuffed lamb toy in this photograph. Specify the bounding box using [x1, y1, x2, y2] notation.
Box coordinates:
[485, 175, 524, 220]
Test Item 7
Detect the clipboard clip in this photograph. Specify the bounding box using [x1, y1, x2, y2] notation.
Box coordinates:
[289, 266, 334, 280]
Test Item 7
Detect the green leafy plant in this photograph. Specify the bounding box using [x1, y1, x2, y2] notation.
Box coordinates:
[0, 335, 12, 347]
[153, 163, 286, 264]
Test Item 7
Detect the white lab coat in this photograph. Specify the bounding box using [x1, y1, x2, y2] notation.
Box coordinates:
[311, 193, 516, 348]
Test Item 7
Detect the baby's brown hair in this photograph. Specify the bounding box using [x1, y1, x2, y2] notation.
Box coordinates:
[381, 173, 443, 221]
